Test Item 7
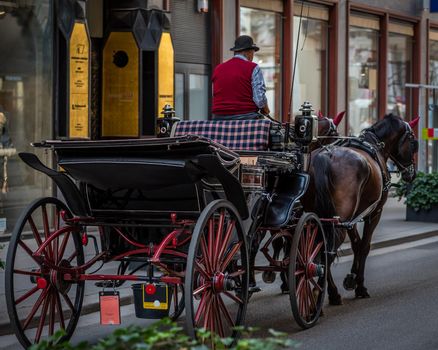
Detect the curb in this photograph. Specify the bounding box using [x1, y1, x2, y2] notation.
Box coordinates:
[338, 229, 438, 256]
[2, 229, 438, 336]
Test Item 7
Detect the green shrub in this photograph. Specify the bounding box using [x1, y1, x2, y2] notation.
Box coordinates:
[395, 172, 438, 211]
[29, 318, 298, 350]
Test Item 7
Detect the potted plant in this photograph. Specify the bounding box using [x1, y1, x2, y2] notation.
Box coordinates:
[395, 172, 438, 223]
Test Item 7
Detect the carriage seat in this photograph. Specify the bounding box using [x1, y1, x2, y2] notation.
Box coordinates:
[172, 119, 272, 151]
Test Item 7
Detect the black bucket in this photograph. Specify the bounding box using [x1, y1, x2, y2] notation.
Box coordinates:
[131, 283, 172, 319]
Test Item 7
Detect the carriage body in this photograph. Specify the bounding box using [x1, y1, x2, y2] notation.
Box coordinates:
[5, 118, 328, 347]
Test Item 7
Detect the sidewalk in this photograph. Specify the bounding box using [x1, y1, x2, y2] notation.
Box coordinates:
[340, 196, 438, 254]
[1, 196, 437, 336]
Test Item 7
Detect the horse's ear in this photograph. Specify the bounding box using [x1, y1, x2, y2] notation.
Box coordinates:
[333, 111, 345, 126]
[409, 116, 420, 129]
[317, 110, 323, 119]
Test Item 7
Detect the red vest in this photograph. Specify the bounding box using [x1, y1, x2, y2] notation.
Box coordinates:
[212, 57, 258, 115]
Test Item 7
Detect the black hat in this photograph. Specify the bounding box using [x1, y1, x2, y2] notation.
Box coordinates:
[230, 35, 260, 52]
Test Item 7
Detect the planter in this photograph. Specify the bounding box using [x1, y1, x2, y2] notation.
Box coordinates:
[406, 205, 438, 223]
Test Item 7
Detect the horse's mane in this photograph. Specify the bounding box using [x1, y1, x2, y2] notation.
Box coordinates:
[371, 114, 404, 140]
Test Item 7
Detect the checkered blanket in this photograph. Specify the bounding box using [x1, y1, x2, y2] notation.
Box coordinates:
[173, 119, 272, 151]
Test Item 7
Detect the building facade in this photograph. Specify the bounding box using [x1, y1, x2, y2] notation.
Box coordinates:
[0, 0, 437, 233]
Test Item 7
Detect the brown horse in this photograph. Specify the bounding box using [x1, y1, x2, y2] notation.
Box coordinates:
[264, 111, 345, 292]
[303, 114, 419, 304]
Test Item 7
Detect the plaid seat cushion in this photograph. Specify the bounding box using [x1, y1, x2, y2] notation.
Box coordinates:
[174, 119, 271, 151]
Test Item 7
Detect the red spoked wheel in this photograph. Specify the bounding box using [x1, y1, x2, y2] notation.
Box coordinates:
[289, 212, 327, 329]
[185, 199, 249, 339]
[5, 197, 85, 348]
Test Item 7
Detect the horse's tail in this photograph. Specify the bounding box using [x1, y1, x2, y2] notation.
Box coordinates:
[312, 151, 336, 219]
[312, 151, 338, 255]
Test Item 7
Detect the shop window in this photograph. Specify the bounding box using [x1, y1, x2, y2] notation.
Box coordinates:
[240, 6, 282, 119]
[348, 15, 380, 135]
[0, 2, 53, 232]
[175, 63, 210, 120]
[292, 2, 328, 115]
[387, 23, 413, 119]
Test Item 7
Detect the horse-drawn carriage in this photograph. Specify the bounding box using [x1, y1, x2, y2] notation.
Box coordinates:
[5, 102, 329, 347]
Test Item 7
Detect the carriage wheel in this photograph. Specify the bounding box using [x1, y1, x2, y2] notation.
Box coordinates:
[169, 283, 185, 321]
[185, 199, 249, 339]
[289, 212, 327, 329]
[5, 197, 85, 348]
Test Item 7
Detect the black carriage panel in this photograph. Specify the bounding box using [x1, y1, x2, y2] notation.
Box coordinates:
[58, 158, 202, 215]
[85, 183, 201, 215]
[60, 158, 199, 190]
[30, 137, 248, 219]
[263, 172, 309, 227]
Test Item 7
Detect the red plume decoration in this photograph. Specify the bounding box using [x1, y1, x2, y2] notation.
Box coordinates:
[408, 116, 419, 129]
[317, 110, 323, 119]
[332, 111, 346, 126]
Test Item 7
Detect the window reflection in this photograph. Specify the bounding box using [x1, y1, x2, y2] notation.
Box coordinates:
[0, 2, 53, 232]
[428, 38, 438, 172]
[240, 7, 282, 119]
[387, 33, 412, 119]
[348, 27, 379, 135]
[292, 16, 328, 115]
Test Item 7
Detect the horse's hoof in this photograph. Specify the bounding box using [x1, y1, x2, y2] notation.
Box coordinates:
[343, 273, 357, 291]
[355, 286, 370, 298]
[328, 294, 343, 305]
[280, 282, 289, 294]
[248, 285, 262, 293]
[262, 271, 276, 284]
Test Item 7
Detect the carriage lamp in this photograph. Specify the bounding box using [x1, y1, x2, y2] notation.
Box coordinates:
[197, 0, 208, 13]
[295, 101, 318, 145]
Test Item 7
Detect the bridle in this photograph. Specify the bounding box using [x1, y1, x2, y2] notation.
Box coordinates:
[390, 122, 418, 180]
[361, 121, 417, 180]
[319, 117, 338, 137]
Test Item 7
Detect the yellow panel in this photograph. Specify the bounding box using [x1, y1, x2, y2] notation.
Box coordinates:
[157, 32, 174, 118]
[69, 22, 90, 138]
[102, 32, 139, 137]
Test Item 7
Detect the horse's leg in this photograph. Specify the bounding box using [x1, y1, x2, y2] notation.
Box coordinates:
[354, 209, 383, 298]
[343, 225, 361, 290]
[249, 230, 267, 287]
[269, 234, 287, 292]
[326, 226, 346, 305]
[279, 237, 291, 293]
[327, 253, 342, 305]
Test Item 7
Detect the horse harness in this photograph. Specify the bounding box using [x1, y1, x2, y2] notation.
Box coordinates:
[330, 133, 392, 193]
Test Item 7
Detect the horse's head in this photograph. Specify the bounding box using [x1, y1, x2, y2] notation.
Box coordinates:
[317, 110, 345, 138]
[312, 111, 345, 151]
[371, 114, 419, 182]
